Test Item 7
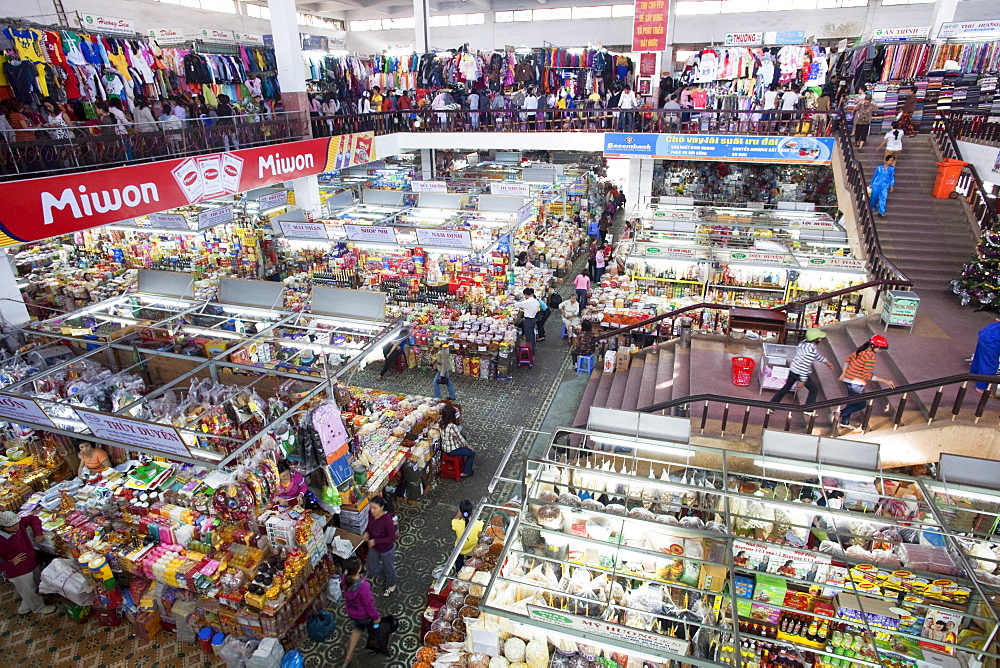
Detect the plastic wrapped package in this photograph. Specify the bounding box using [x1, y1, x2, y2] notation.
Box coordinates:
[39, 559, 94, 606]
[432, 618, 454, 636]
[654, 513, 681, 525]
[899, 543, 960, 576]
[535, 505, 564, 529]
[447, 590, 467, 608]
[503, 637, 526, 662]
[679, 516, 705, 530]
[629, 507, 656, 521]
[536, 490, 559, 503]
[605, 503, 628, 516]
[580, 498, 605, 512]
[468, 653, 491, 668]
[558, 492, 582, 508]
[490, 657, 510, 668]
[525, 639, 549, 668]
[626, 584, 663, 628]
[438, 605, 459, 622]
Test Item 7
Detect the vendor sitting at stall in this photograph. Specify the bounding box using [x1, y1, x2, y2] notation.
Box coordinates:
[276, 460, 308, 508]
[77, 441, 111, 480]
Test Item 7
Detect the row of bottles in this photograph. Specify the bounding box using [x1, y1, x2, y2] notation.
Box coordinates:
[778, 614, 829, 644]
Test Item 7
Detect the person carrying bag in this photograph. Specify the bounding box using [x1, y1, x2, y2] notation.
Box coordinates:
[340, 556, 381, 666]
[432, 340, 457, 400]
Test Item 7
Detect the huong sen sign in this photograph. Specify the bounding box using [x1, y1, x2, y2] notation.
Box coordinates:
[0, 135, 375, 243]
[75, 409, 193, 458]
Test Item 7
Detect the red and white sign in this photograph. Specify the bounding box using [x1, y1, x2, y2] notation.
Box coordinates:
[147, 28, 187, 45]
[258, 190, 289, 208]
[639, 52, 657, 76]
[0, 393, 55, 428]
[490, 182, 530, 197]
[234, 32, 264, 45]
[75, 408, 193, 458]
[197, 205, 234, 230]
[196, 29, 237, 45]
[411, 180, 448, 194]
[279, 221, 329, 239]
[344, 224, 398, 244]
[725, 32, 764, 46]
[0, 135, 375, 243]
[632, 0, 668, 52]
[145, 212, 189, 229]
[791, 219, 837, 230]
[415, 228, 473, 248]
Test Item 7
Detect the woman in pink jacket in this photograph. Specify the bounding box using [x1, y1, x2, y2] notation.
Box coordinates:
[341, 556, 381, 666]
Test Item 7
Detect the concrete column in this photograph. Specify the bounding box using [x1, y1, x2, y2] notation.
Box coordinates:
[637, 159, 655, 213]
[625, 157, 644, 211]
[293, 176, 322, 215]
[413, 0, 430, 53]
[267, 0, 310, 135]
[421, 149, 434, 179]
[0, 256, 29, 327]
[929, 0, 959, 40]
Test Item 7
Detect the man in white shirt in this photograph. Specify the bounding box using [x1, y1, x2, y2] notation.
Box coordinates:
[618, 86, 637, 132]
[170, 97, 188, 121]
[780, 86, 800, 131]
[513, 287, 541, 349]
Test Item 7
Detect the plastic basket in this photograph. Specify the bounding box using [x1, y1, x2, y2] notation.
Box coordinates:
[731, 356, 755, 387]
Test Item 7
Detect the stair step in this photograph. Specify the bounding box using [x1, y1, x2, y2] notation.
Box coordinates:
[620, 357, 646, 412]
[592, 369, 616, 410]
[572, 369, 604, 427]
[636, 348, 661, 409]
[671, 346, 691, 415]
[651, 345, 676, 411]
[605, 366, 631, 411]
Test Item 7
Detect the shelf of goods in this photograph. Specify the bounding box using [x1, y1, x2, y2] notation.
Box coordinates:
[652, 163, 837, 209]
[469, 426, 1000, 668]
[3, 274, 397, 467]
[514, 217, 587, 279]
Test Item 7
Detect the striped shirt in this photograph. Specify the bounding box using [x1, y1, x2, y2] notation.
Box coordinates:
[842, 349, 876, 383]
[790, 341, 828, 377]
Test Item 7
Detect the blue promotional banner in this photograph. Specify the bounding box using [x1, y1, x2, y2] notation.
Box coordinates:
[603, 133, 835, 165]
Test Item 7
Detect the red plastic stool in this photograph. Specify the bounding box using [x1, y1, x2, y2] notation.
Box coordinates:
[440, 453, 465, 481]
[517, 342, 534, 368]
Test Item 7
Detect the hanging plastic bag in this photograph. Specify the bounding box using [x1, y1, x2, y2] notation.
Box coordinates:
[327, 574, 343, 603]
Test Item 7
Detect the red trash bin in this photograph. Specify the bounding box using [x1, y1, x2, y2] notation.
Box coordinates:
[932, 159, 967, 199]
[731, 356, 755, 386]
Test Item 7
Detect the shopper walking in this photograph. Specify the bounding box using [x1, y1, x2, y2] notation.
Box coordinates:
[361, 496, 397, 597]
[440, 404, 476, 477]
[559, 294, 581, 346]
[0, 511, 55, 616]
[535, 291, 551, 341]
[340, 555, 381, 667]
[878, 122, 904, 160]
[377, 327, 410, 380]
[869, 155, 896, 218]
[852, 93, 877, 148]
[837, 335, 894, 432]
[574, 271, 591, 308]
[514, 288, 541, 348]
[898, 85, 919, 137]
[594, 244, 607, 282]
[451, 500, 483, 571]
[432, 340, 457, 400]
[586, 236, 599, 277]
[771, 329, 834, 406]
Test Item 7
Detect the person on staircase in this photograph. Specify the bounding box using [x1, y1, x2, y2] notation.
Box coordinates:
[869, 155, 896, 218]
[771, 329, 834, 408]
[877, 122, 904, 161]
[837, 335, 895, 433]
[897, 85, 919, 137]
[852, 93, 877, 149]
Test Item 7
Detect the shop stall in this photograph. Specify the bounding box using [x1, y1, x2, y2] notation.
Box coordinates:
[435, 422, 1000, 668]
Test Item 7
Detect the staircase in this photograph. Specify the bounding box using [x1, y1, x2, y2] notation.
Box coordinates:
[856, 136, 977, 291]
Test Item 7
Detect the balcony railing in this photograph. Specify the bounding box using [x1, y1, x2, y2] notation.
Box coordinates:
[0, 112, 310, 181]
[932, 112, 1000, 235]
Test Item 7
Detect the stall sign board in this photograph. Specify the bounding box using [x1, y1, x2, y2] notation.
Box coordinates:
[790, 219, 837, 230]
[148, 28, 187, 45]
[234, 32, 264, 45]
[279, 221, 329, 239]
[76, 409, 193, 458]
[806, 257, 866, 271]
[344, 224, 398, 243]
[411, 181, 448, 193]
[146, 212, 189, 229]
[632, 0, 668, 52]
[0, 394, 55, 428]
[726, 32, 763, 46]
[938, 19, 1000, 40]
[639, 52, 657, 76]
[195, 29, 237, 45]
[197, 205, 234, 230]
[764, 30, 806, 45]
[526, 605, 689, 656]
[872, 27, 930, 43]
[645, 246, 697, 259]
[415, 229, 473, 248]
[728, 251, 787, 266]
[491, 182, 530, 197]
[515, 203, 533, 226]
[258, 190, 289, 208]
[0, 133, 376, 243]
[81, 14, 135, 35]
[604, 133, 834, 165]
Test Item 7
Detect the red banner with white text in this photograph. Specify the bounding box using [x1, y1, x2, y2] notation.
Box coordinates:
[632, 0, 668, 52]
[0, 132, 375, 243]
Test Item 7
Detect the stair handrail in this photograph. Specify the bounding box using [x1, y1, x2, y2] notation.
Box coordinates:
[932, 114, 1000, 234]
[592, 278, 911, 341]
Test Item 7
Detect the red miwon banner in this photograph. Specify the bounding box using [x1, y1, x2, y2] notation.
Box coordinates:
[0, 133, 375, 243]
[632, 0, 668, 52]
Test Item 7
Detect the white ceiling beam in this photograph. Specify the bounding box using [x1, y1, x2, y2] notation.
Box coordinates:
[298, 0, 361, 10]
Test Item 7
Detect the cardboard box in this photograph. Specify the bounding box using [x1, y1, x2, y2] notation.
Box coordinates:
[614, 347, 630, 371]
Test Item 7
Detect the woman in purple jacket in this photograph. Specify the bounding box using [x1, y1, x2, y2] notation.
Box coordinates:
[341, 556, 381, 667]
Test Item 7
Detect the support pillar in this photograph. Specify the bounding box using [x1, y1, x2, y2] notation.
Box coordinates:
[0, 257, 29, 328]
[267, 0, 310, 135]
[929, 0, 959, 41]
[293, 176, 322, 216]
[625, 157, 654, 215]
[413, 0, 430, 54]
[421, 149, 434, 179]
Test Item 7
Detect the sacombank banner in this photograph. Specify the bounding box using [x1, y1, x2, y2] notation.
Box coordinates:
[603, 133, 834, 165]
[0, 132, 374, 243]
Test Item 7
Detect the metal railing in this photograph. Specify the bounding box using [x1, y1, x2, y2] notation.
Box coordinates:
[932, 113, 1000, 235]
[317, 107, 837, 138]
[635, 372, 1000, 441]
[0, 111, 310, 181]
[937, 108, 1000, 146]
